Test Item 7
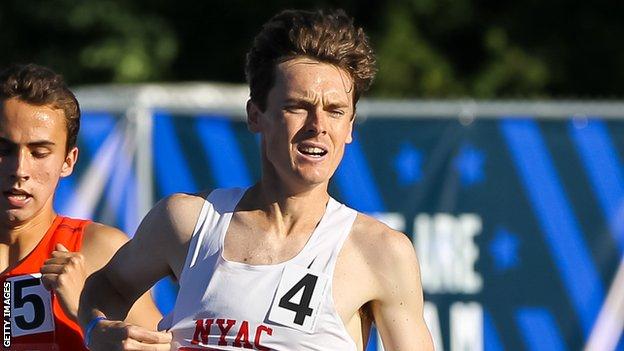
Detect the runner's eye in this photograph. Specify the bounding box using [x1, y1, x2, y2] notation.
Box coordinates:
[32, 150, 51, 159]
[284, 106, 307, 114]
[329, 109, 345, 118]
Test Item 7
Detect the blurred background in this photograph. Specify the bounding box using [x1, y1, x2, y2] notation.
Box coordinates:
[3, 0, 624, 98]
[3, 0, 624, 350]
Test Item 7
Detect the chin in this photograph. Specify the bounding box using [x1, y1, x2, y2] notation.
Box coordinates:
[5, 212, 25, 224]
[1, 214, 21, 227]
[299, 178, 326, 187]
[4, 208, 34, 224]
[296, 171, 331, 186]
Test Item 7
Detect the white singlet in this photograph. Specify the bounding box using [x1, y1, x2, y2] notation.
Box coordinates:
[162, 187, 358, 351]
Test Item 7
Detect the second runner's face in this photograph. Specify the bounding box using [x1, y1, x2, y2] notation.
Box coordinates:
[250, 57, 355, 188]
[0, 98, 77, 226]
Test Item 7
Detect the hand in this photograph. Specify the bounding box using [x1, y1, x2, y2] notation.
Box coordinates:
[89, 319, 172, 351]
[40, 243, 88, 319]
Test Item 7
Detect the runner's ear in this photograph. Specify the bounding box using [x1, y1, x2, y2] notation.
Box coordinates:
[247, 100, 262, 133]
[61, 146, 78, 177]
[345, 114, 354, 144]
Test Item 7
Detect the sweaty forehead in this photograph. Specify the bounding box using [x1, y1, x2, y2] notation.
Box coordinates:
[0, 98, 67, 143]
[274, 58, 354, 103]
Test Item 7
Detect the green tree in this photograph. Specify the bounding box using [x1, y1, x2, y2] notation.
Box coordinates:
[1, 0, 622, 97]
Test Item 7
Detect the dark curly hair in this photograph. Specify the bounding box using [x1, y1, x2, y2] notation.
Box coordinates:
[0, 63, 80, 152]
[246, 9, 377, 111]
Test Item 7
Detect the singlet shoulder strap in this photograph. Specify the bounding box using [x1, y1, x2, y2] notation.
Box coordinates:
[164, 188, 245, 330]
[49, 216, 91, 252]
[206, 187, 246, 213]
[307, 198, 358, 274]
[183, 187, 246, 269]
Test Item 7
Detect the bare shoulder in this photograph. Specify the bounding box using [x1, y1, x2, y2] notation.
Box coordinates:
[80, 222, 130, 274]
[79, 191, 208, 275]
[82, 222, 128, 248]
[350, 213, 417, 265]
[348, 213, 421, 293]
[155, 191, 209, 243]
[129, 190, 210, 278]
[346, 214, 431, 349]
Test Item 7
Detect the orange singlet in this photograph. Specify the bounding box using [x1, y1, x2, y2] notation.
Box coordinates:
[1, 216, 90, 351]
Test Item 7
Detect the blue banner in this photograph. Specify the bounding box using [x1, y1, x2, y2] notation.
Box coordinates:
[55, 109, 624, 351]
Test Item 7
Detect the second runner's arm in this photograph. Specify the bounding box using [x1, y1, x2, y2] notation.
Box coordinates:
[78, 194, 204, 350]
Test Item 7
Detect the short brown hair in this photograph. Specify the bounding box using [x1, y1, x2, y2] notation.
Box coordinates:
[246, 9, 377, 111]
[0, 64, 80, 152]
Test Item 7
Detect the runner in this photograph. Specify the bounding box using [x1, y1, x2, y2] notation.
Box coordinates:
[0, 64, 162, 350]
[80, 9, 433, 350]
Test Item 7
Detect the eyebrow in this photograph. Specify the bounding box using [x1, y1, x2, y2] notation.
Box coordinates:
[283, 96, 350, 108]
[324, 101, 350, 109]
[29, 141, 56, 147]
[0, 137, 56, 147]
[284, 96, 315, 103]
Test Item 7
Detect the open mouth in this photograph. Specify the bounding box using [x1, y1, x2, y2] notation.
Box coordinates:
[297, 144, 328, 158]
[3, 189, 32, 207]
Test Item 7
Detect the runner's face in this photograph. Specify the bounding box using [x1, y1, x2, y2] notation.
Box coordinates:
[251, 57, 355, 188]
[0, 98, 77, 226]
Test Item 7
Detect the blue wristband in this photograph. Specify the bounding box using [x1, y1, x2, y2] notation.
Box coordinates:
[84, 316, 107, 348]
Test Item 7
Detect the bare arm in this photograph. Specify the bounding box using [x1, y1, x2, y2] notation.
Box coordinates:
[371, 228, 433, 350]
[78, 193, 205, 350]
[40, 223, 162, 328]
[80, 223, 163, 329]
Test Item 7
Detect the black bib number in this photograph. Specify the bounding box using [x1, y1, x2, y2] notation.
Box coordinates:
[268, 264, 329, 333]
[7, 274, 55, 338]
[278, 273, 318, 325]
[13, 278, 47, 330]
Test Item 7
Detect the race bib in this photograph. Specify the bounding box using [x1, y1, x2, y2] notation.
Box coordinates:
[6, 273, 55, 338]
[267, 264, 329, 333]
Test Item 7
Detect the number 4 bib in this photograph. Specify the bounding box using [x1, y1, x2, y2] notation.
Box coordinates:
[268, 264, 329, 333]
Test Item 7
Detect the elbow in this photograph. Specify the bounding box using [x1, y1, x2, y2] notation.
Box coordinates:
[78, 269, 132, 327]
[78, 270, 106, 329]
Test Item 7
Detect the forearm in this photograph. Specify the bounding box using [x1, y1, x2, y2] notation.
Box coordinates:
[78, 270, 172, 350]
[125, 290, 163, 330]
[78, 269, 135, 330]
